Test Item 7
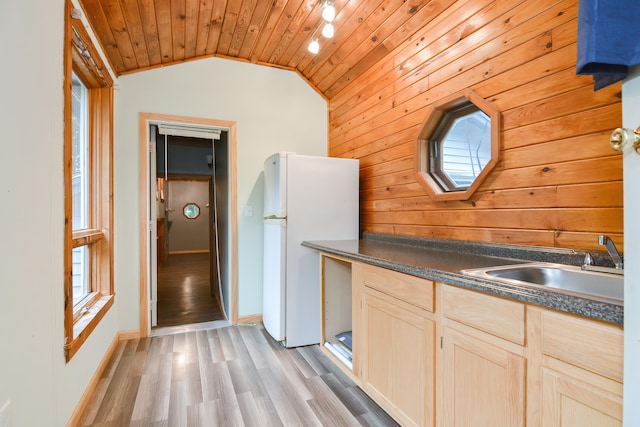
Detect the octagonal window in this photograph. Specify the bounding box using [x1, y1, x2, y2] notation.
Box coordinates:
[416, 89, 500, 201]
[183, 202, 200, 219]
[430, 103, 491, 190]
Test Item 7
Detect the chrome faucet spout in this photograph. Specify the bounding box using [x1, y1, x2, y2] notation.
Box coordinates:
[598, 235, 624, 269]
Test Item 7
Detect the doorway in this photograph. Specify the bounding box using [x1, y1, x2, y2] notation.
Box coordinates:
[148, 122, 234, 327]
[138, 113, 238, 337]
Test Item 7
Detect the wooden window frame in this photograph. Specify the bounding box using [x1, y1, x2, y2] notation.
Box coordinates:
[64, 0, 114, 362]
[415, 88, 501, 201]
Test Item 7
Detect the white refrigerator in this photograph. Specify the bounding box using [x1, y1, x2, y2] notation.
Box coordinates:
[262, 152, 359, 347]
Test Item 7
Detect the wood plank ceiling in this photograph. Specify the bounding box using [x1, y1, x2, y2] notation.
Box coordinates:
[78, 0, 429, 98]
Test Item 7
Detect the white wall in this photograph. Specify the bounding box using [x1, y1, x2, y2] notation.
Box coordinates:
[114, 58, 328, 328]
[622, 66, 640, 425]
[0, 1, 119, 426]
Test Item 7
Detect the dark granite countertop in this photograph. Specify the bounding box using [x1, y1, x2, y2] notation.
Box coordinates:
[302, 233, 623, 325]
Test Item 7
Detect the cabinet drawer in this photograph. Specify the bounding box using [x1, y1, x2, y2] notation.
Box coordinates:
[540, 309, 623, 382]
[442, 285, 525, 345]
[361, 264, 434, 312]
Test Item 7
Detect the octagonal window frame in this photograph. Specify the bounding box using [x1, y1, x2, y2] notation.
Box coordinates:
[415, 88, 501, 201]
[183, 202, 201, 219]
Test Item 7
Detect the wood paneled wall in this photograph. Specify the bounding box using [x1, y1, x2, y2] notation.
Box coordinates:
[328, 0, 623, 252]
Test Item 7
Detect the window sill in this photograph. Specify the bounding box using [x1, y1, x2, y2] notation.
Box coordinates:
[65, 294, 114, 362]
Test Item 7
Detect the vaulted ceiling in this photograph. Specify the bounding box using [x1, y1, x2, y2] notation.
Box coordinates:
[78, 0, 429, 98]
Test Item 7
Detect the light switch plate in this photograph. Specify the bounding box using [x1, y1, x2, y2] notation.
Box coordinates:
[244, 205, 253, 217]
[0, 400, 11, 427]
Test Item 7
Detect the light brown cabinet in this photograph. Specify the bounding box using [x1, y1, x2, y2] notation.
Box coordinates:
[360, 284, 436, 426]
[540, 368, 622, 427]
[440, 284, 526, 427]
[527, 307, 623, 427]
[318, 254, 623, 427]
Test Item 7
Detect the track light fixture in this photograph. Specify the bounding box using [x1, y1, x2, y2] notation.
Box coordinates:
[321, 1, 336, 22]
[322, 22, 334, 38]
[308, 38, 320, 54]
[308, 0, 338, 54]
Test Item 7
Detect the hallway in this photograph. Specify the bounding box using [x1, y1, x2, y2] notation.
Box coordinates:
[157, 253, 225, 327]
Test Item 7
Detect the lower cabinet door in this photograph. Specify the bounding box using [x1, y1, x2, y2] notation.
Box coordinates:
[361, 292, 435, 427]
[442, 326, 525, 427]
[541, 368, 622, 427]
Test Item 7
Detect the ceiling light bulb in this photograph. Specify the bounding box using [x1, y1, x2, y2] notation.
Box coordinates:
[322, 23, 334, 38]
[322, 3, 335, 22]
[308, 38, 320, 54]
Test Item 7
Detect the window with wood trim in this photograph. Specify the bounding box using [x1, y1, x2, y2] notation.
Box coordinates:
[64, 0, 114, 361]
[415, 89, 500, 201]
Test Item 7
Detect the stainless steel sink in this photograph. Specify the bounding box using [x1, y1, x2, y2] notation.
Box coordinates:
[461, 262, 623, 302]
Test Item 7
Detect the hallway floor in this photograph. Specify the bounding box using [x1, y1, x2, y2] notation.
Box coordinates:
[157, 253, 225, 327]
[75, 324, 398, 426]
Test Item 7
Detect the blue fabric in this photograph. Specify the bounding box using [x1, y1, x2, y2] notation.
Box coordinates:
[577, 0, 640, 90]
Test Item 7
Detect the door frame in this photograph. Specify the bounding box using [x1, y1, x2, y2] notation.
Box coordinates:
[138, 112, 238, 336]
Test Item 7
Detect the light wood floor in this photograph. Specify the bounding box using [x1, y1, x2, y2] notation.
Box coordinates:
[157, 253, 225, 327]
[77, 324, 398, 426]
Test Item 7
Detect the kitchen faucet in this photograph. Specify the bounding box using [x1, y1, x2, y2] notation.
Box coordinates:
[598, 235, 624, 270]
[582, 235, 624, 274]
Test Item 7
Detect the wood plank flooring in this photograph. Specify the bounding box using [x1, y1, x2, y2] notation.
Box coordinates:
[157, 253, 224, 327]
[76, 324, 398, 426]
